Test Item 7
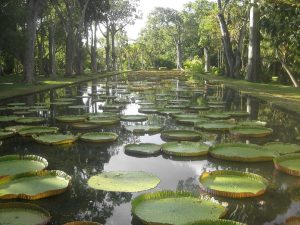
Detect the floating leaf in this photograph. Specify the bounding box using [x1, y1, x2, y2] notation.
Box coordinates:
[124, 125, 162, 134]
[199, 170, 268, 198]
[18, 126, 59, 137]
[195, 121, 236, 131]
[264, 142, 300, 155]
[68, 105, 89, 109]
[71, 122, 101, 130]
[64, 222, 102, 225]
[80, 132, 118, 143]
[161, 142, 209, 157]
[4, 125, 34, 133]
[161, 130, 201, 141]
[120, 115, 148, 122]
[89, 117, 120, 126]
[238, 120, 267, 127]
[32, 133, 80, 145]
[226, 111, 249, 117]
[55, 115, 87, 123]
[204, 113, 231, 120]
[138, 107, 159, 114]
[88, 171, 160, 192]
[0, 116, 19, 122]
[274, 153, 300, 176]
[185, 219, 247, 225]
[230, 126, 273, 138]
[125, 143, 161, 156]
[0, 129, 15, 139]
[15, 117, 45, 124]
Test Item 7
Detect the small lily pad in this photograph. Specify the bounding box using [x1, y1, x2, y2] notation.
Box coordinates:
[125, 143, 161, 156]
[88, 171, 160, 192]
[55, 115, 87, 123]
[18, 126, 59, 137]
[199, 170, 268, 198]
[15, 117, 45, 124]
[238, 120, 267, 127]
[124, 125, 162, 134]
[120, 115, 148, 122]
[161, 142, 209, 157]
[161, 130, 201, 141]
[80, 132, 118, 143]
[204, 113, 231, 120]
[274, 153, 300, 176]
[32, 133, 80, 145]
[230, 126, 273, 138]
[0, 116, 19, 122]
[195, 121, 236, 131]
[264, 142, 300, 155]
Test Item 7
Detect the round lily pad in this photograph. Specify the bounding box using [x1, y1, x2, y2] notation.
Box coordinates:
[0, 155, 48, 177]
[185, 219, 247, 225]
[157, 109, 181, 116]
[274, 153, 300, 176]
[161, 142, 209, 157]
[161, 130, 201, 141]
[195, 121, 236, 131]
[4, 125, 34, 133]
[55, 115, 87, 123]
[0, 170, 71, 200]
[80, 132, 118, 143]
[199, 170, 269, 198]
[64, 222, 102, 225]
[238, 120, 267, 127]
[209, 143, 275, 162]
[120, 115, 148, 122]
[176, 118, 208, 126]
[124, 125, 162, 133]
[125, 143, 161, 156]
[71, 122, 100, 130]
[0, 202, 51, 225]
[188, 106, 210, 111]
[0, 116, 19, 122]
[204, 113, 231, 120]
[173, 114, 200, 119]
[32, 133, 79, 145]
[13, 111, 32, 115]
[89, 117, 120, 126]
[88, 171, 160, 192]
[264, 142, 300, 155]
[15, 117, 45, 124]
[138, 107, 159, 114]
[0, 129, 15, 140]
[131, 191, 227, 225]
[230, 126, 273, 138]
[18, 126, 59, 137]
[226, 111, 249, 117]
[7, 103, 26, 106]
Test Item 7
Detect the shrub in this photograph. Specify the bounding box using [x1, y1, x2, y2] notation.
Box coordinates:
[184, 56, 204, 73]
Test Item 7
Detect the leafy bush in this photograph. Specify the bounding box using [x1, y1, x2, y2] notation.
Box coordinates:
[154, 56, 175, 69]
[184, 56, 204, 73]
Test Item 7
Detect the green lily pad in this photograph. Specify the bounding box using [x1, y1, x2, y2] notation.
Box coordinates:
[165, 105, 188, 109]
[71, 122, 101, 130]
[176, 118, 208, 125]
[100, 104, 125, 110]
[55, 115, 87, 123]
[0, 116, 19, 122]
[157, 109, 182, 116]
[51, 101, 73, 106]
[0, 170, 71, 200]
[230, 126, 273, 138]
[124, 125, 162, 133]
[32, 133, 80, 145]
[161, 142, 209, 157]
[185, 219, 247, 225]
[226, 111, 249, 117]
[238, 120, 267, 127]
[15, 117, 45, 124]
[274, 153, 300, 176]
[125, 143, 161, 156]
[0, 129, 15, 139]
[263, 142, 300, 155]
[4, 125, 34, 133]
[0, 202, 51, 225]
[68, 105, 89, 109]
[0, 155, 48, 177]
[18, 126, 59, 137]
[138, 107, 159, 114]
[120, 115, 148, 122]
[208, 101, 226, 105]
[195, 121, 236, 131]
[89, 117, 120, 126]
[173, 114, 201, 120]
[80, 132, 118, 143]
[204, 113, 231, 120]
[13, 111, 32, 115]
[7, 103, 26, 106]
[161, 130, 201, 141]
[209, 143, 275, 162]
[188, 106, 210, 111]
[88, 171, 160, 192]
[56, 98, 76, 102]
[199, 170, 269, 198]
[131, 191, 227, 225]
[64, 222, 102, 225]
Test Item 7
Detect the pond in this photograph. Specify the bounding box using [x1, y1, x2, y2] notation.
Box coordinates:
[0, 72, 300, 225]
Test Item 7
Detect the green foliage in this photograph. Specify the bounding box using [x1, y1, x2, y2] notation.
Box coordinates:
[184, 56, 204, 73]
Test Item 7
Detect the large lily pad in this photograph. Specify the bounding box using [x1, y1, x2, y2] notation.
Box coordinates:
[161, 142, 209, 157]
[204, 113, 231, 120]
[0, 129, 15, 139]
[176, 118, 208, 125]
[7, 102, 26, 106]
[0, 170, 71, 200]
[209, 143, 275, 162]
[274, 153, 300, 176]
[199, 170, 268, 198]
[188, 106, 210, 111]
[120, 115, 148, 122]
[131, 191, 227, 225]
[15, 117, 45, 124]
[80, 132, 118, 143]
[157, 109, 182, 116]
[161, 130, 201, 141]
[138, 107, 159, 114]
[124, 125, 162, 134]
[195, 121, 236, 131]
[55, 115, 87, 123]
[125, 143, 161, 156]
[0, 116, 19, 122]
[226, 111, 249, 117]
[18, 126, 59, 137]
[264, 142, 300, 155]
[88, 171, 160, 192]
[230, 126, 273, 138]
[0, 202, 51, 225]
[71, 122, 101, 130]
[89, 117, 120, 126]
[64, 222, 102, 225]
[0, 155, 48, 177]
[185, 219, 247, 225]
[32, 133, 80, 145]
[238, 120, 267, 127]
[4, 125, 34, 133]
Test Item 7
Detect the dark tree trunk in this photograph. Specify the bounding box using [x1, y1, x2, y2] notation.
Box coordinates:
[49, 22, 56, 79]
[111, 25, 117, 73]
[37, 33, 45, 76]
[65, 31, 74, 76]
[75, 35, 84, 76]
[91, 22, 97, 73]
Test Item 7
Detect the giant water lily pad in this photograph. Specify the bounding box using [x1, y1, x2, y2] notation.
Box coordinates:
[7, 102, 26, 106]
[15, 117, 45, 124]
[124, 125, 162, 134]
[161, 130, 201, 141]
[71, 122, 100, 130]
[274, 154, 300, 176]
[120, 115, 148, 122]
[32, 133, 79, 145]
[209, 143, 274, 162]
[89, 117, 120, 126]
[238, 120, 267, 127]
[0, 170, 71, 200]
[88, 171, 160, 192]
[80, 132, 118, 143]
[55, 115, 87, 123]
[226, 111, 249, 117]
[4, 125, 34, 133]
[64, 222, 102, 225]
[0, 155, 48, 177]
[18, 126, 59, 137]
[230, 126, 273, 138]
[264, 142, 300, 155]
[199, 170, 268, 198]
[195, 121, 236, 131]
[125, 143, 161, 156]
[131, 191, 227, 225]
[185, 219, 247, 225]
[0, 202, 51, 225]
[138, 107, 159, 114]
[0, 116, 19, 122]
[157, 109, 181, 116]
[162, 142, 209, 157]
[176, 118, 208, 126]
[0, 129, 15, 139]
[188, 106, 210, 111]
[204, 113, 231, 120]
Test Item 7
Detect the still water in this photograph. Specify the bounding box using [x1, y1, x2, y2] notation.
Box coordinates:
[0, 73, 300, 225]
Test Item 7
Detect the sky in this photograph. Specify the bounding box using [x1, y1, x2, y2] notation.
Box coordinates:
[126, 0, 191, 41]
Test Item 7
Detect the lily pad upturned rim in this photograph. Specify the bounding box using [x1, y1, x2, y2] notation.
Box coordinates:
[0, 170, 71, 200]
[32, 133, 80, 145]
[264, 142, 300, 155]
[4, 125, 34, 133]
[199, 170, 269, 198]
[125, 143, 161, 156]
[87, 171, 160, 192]
[120, 115, 148, 122]
[273, 153, 300, 176]
[204, 113, 231, 120]
[184, 219, 247, 225]
[0, 154, 48, 177]
[18, 126, 59, 137]
[131, 190, 227, 225]
[124, 125, 162, 134]
[0, 116, 19, 122]
[15, 117, 46, 124]
[55, 115, 87, 123]
[161, 142, 209, 157]
[161, 130, 201, 141]
[71, 122, 101, 130]
[230, 126, 273, 138]
[0, 130, 15, 139]
[238, 120, 267, 127]
[80, 132, 118, 143]
[63, 222, 102, 225]
[88, 117, 120, 125]
[0, 202, 51, 225]
[195, 121, 236, 131]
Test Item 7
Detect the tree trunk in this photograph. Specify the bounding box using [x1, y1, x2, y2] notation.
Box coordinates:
[246, 0, 260, 82]
[176, 41, 183, 70]
[37, 34, 45, 76]
[111, 25, 117, 73]
[204, 47, 210, 72]
[65, 31, 74, 76]
[49, 22, 56, 79]
[74, 35, 84, 76]
[277, 52, 299, 87]
[91, 22, 97, 73]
